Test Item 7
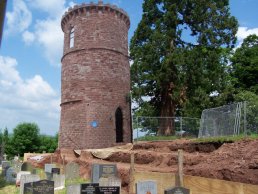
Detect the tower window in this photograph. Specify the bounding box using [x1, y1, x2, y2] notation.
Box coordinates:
[70, 27, 74, 48]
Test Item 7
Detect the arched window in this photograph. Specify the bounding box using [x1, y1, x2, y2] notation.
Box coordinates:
[69, 27, 74, 48]
[115, 107, 123, 143]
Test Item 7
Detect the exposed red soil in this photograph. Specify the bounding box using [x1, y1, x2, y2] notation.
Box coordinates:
[29, 138, 258, 192]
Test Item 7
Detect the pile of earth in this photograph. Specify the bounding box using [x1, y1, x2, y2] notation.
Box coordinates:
[29, 138, 258, 192]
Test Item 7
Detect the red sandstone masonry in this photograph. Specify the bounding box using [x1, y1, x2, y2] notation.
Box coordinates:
[59, 1, 131, 149]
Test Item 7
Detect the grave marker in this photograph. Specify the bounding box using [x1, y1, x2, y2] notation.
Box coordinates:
[81, 183, 99, 194]
[5, 167, 17, 183]
[20, 174, 40, 194]
[164, 187, 190, 194]
[65, 162, 80, 180]
[24, 180, 54, 194]
[96, 186, 120, 194]
[136, 180, 157, 194]
[66, 184, 80, 194]
[16, 171, 31, 186]
[51, 167, 60, 174]
[21, 162, 34, 173]
[91, 164, 117, 183]
[53, 174, 65, 189]
[1, 161, 11, 176]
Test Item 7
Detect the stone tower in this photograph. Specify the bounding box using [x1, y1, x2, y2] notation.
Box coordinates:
[59, 1, 131, 149]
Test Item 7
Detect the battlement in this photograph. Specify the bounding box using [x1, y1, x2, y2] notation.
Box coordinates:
[61, 1, 130, 32]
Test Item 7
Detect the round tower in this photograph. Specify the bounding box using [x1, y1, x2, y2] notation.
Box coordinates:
[59, 1, 131, 149]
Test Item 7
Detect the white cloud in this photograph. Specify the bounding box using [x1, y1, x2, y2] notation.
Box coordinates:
[0, 55, 60, 135]
[25, 0, 66, 18]
[33, 18, 64, 66]
[22, 30, 35, 45]
[6, 0, 32, 34]
[236, 27, 258, 47]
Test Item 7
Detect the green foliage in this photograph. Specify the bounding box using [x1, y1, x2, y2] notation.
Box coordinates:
[38, 134, 58, 153]
[2, 123, 58, 157]
[130, 0, 238, 134]
[231, 34, 258, 94]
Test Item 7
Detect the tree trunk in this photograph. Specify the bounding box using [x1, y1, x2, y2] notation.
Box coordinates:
[158, 83, 176, 136]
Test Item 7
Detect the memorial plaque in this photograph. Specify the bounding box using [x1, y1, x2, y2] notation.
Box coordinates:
[136, 180, 157, 194]
[51, 167, 60, 174]
[65, 162, 80, 180]
[67, 184, 80, 194]
[99, 164, 117, 178]
[32, 180, 54, 194]
[164, 187, 190, 194]
[96, 186, 120, 194]
[81, 183, 99, 194]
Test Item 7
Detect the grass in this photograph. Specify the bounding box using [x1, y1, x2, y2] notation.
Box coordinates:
[134, 133, 258, 143]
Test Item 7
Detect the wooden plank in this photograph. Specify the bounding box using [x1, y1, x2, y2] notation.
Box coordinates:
[178, 149, 184, 187]
[184, 175, 244, 194]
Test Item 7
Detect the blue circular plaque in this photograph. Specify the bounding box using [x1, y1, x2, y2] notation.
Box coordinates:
[91, 121, 98, 128]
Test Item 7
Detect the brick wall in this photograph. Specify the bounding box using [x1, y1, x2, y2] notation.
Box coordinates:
[59, 2, 131, 149]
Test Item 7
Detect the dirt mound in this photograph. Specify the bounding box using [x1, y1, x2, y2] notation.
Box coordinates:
[29, 138, 258, 192]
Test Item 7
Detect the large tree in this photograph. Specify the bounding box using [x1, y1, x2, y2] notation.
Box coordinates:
[130, 0, 238, 135]
[231, 34, 258, 94]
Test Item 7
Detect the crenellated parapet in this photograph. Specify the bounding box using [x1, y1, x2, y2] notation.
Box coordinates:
[61, 1, 130, 32]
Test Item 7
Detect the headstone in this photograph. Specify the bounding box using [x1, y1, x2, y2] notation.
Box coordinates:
[81, 183, 99, 194]
[13, 160, 22, 172]
[66, 184, 80, 194]
[91, 164, 117, 183]
[24, 182, 33, 194]
[1, 161, 11, 176]
[53, 174, 65, 189]
[65, 162, 80, 180]
[51, 167, 60, 175]
[99, 176, 121, 187]
[20, 174, 40, 194]
[21, 162, 34, 173]
[96, 186, 120, 194]
[136, 180, 157, 194]
[5, 167, 17, 183]
[45, 164, 56, 180]
[16, 171, 31, 186]
[33, 180, 54, 194]
[164, 187, 190, 194]
[44, 164, 56, 173]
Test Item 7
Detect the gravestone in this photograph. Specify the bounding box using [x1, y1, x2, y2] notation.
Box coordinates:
[13, 160, 22, 172]
[20, 174, 40, 194]
[32, 179, 54, 194]
[1, 161, 11, 176]
[24, 180, 54, 194]
[5, 167, 17, 183]
[16, 171, 31, 186]
[65, 162, 80, 180]
[136, 180, 157, 194]
[164, 187, 190, 194]
[96, 186, 120, 194]
[44, 164, 56, 173]
[99, 176, 121, 187]
[66, 184, 80, 194]
[45, 164, 56, 180]
[21, 162, 34, 173]
[81, 183, 99, 194]
[91, 164, 117, 183]
[53, 174, 65, 189]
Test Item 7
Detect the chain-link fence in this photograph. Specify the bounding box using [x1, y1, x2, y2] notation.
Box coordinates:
[199, 101, 258, 138]
[133, 117, 200, 140]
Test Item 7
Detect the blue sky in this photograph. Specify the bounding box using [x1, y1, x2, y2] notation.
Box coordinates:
[0, 0, 258, 136]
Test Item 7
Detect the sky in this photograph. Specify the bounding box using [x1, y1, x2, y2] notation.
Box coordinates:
[0, 0, 258, 136]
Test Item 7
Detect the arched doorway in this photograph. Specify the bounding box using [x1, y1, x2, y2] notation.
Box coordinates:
[115, 107, 123, 143]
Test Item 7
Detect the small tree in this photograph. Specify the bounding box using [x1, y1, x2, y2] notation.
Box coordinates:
[10, 122, 40, 156]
